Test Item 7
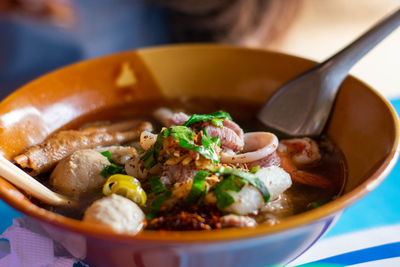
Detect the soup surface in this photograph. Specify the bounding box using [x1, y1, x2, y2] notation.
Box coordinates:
[15, 98, 347, 234]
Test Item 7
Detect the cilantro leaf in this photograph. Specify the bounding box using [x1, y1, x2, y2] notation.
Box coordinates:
[183, 111, 233, 127]
[178, 136, 220, 164]
[141, 125, 221, 168]
[167, 126, 194, 142]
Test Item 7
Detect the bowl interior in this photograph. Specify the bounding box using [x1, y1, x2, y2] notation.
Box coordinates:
[0, 45, 397, 241]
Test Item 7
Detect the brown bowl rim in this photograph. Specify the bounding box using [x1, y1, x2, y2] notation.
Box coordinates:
[0, 44, 399, 243]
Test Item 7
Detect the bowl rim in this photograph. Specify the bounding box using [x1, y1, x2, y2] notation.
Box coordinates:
[0, 43, 399, 243]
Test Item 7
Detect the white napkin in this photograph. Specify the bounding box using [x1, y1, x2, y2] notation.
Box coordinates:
[0, 217, 88, 267]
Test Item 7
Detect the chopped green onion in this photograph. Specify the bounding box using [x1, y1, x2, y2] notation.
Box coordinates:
[250, 165, 260, 174]
[186, 171, 210, 206]
[100, 163, 125, 178]
[208, 166, 270, 202]
[140, 150, 156, 170]
[100, 150, 112, 162]
[140, 132, 165, 170]
[146, 191, 172, 220]
[183, 111, 233, 127]
[99, 150, 125, 178]
[149, 176, 166, 195]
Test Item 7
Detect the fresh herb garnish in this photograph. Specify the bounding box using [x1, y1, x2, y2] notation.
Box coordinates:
[179, 135, 220, 164]
[250, 165, 260, 174]
[100, 150, 125, 178]
[208, 166, 270, 202]
[140, 132, 165, 170]
[100, 150, 112, 161]
[164, 126, 194, 142]
[100, 164, 125, 178]
[210, 118, 224, 127]
[141, 125, 221, 168]
[149, 176, 166, 195]
[183, 111, 232, 127]
[167, 126, 221, 164]
[146, 191, 172, 220]
[186, 171, 210, 206]
[214, 175, 246, 209]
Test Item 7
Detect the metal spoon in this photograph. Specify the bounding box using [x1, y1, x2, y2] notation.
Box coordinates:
[258, 8, 400, 137]
[0, 156, 79, 207]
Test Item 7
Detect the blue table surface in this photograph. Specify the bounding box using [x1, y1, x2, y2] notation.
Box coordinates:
[1, 99, 399, 238]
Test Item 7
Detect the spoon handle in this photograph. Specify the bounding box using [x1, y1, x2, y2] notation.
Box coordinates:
[320, 8, 400, 87]
[0, 156, 76, 206]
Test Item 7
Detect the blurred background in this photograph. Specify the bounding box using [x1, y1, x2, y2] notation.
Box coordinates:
[0, 0, 399, 98]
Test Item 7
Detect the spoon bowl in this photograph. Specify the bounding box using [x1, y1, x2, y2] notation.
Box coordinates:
[258, 8, 400, 137]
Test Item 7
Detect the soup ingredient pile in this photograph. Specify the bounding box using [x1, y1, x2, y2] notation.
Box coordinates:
[14, 108, 334, 234]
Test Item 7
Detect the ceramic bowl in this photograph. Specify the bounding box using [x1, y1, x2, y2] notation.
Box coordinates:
[0, 45, 398, 267]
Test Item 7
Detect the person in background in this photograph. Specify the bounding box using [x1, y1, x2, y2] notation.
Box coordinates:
[0, 0, 301, 99]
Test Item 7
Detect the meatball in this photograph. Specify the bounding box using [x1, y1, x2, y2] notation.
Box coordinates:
[50, 149, 110, 198]
[83, 194, 145, 234]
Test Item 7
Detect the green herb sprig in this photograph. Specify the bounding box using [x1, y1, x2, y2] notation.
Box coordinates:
[141, 126, 221, 168]
[208, 166, 270, 203]
[186, 171, 210, 206]
[214, 175, 246, 209]
[140, 132, 165, 170]
[183, 111, 232, 127]
[100, 150, 125, 178]
[146, 191, 172, 220]
[149, 176, 167, 195]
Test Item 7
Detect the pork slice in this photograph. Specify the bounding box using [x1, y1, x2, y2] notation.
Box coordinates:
[167, 112, 190, 127]
[153, 108, 190, 127]
[205, 124, 244, 152]
[160, 164, 198, 185]
[222, 119, 244, 139]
